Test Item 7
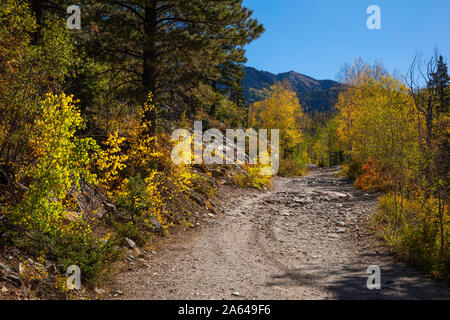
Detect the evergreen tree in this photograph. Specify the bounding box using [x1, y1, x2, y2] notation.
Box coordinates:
[82, 0, 264, 136]
[430, 55, 450, 115]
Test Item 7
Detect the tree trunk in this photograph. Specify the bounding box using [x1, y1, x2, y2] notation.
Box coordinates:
[31, 0, 44, 44]
[209, 81, 217, 116]
[142, 3, 158, 137]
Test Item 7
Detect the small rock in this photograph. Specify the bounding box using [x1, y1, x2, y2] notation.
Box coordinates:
[133, 247, 142, 257]
[337, 228, 347, 233]
[231, 291, 241, 297]
[3, 273, 21, 285]
[125, 237, 136, 249]
[0, 263, 12, 274]
[45, 262, 58, 274]
[149, 217, 163, 232]
[94, 287, 106, 295]
[191, 193, 205, 206]
[328, 234, 339, 238]
[112, 290, 124, 296]
[1, 286, 8, 294]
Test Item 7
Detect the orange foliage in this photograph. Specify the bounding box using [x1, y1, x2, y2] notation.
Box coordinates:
[355, 158, 391, 192]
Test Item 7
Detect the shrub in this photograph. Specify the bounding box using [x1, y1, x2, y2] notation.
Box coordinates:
[279, 156, 306, 177]
[191, 173, 217, 198]
[49, 229, 121, 287]
[233, 164, 273, 190]
[11, 93, 98, 235]
[95, 130, 129, 195]
[341, 160, 362, 180]
[6, 93, 120, 286]
[355, 158, 391, 192]
[375, 192, 449, 281]
[111, 220, 147, 247]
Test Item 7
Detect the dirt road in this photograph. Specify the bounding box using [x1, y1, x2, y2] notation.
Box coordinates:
[114, 167, 450, 300]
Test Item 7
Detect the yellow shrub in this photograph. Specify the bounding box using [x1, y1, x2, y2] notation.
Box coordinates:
[234, 164, 273, 190]
[96, 130, 129, 195]
[13, 93, 98, 234]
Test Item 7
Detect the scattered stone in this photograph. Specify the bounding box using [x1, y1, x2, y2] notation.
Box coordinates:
[231, 291, 241, 297]
[337, 228, 347, 233]
[112, 290, 124, 296]
[150, 217, 163, 232]
[133, 247, 142, 257]
[0, 263, 12, 274]
[95, 287, 106, 295]
[2, 273, 21, 285]
[125, 237, 136, 249]
[191, 193, 205, 206]
[45, 262, 58, 274]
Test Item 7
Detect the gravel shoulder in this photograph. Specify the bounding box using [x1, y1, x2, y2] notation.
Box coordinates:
[113, 167, 450, 300]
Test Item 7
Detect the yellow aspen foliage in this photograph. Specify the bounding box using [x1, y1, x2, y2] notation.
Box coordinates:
[335, 72, 418, 180]
[249, 82, 303, 155]
[233, 164, 273, 190]
[96, 130, 129, 195]
[336, 61, 449, 280]
[248, 82, 305, 176]
[13, 93, 98, 234]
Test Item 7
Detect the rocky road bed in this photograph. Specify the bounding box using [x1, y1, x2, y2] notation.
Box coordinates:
[113, 167, 450, 300]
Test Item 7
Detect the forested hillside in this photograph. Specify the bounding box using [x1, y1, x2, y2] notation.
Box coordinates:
[243, 66, 344, 112]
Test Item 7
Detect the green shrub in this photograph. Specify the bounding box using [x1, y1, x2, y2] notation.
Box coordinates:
[342, 160, 362, 180]
[112, 220, 148, 247]
[375, 193, 449, 282]
[279, 157, 306, 177]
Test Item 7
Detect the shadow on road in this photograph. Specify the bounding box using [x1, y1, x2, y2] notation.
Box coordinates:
[266, 257, 450, 299]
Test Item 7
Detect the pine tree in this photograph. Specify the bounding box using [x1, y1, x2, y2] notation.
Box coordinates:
[27, 0, 66, 43]
[430, 55, 450, 115]
[82, 0, 264, 136]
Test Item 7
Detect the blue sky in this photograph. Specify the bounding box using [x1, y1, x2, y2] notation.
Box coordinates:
[242, 0, 450, 80]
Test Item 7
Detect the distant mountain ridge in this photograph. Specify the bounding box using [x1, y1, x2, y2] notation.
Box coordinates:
[243, 66, 344, 113]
